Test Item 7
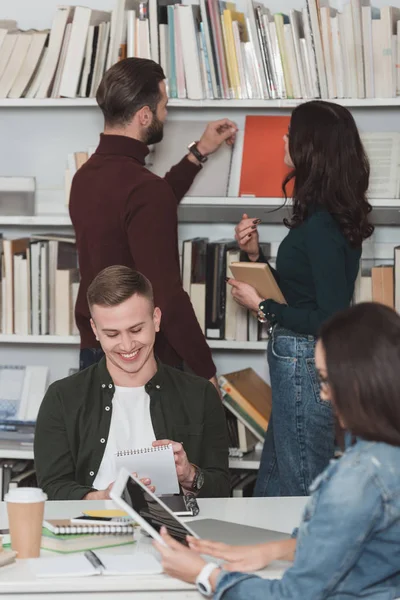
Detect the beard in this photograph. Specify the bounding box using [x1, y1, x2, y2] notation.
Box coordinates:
[144, 113, 164, 145]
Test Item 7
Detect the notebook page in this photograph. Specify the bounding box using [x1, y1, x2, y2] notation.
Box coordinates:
[28, 554, 162, 578]
[99, 552, 162, 575]
[115, 444, 179, 495]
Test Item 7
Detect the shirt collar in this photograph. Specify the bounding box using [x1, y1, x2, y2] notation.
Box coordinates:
[97, 355, 165, 391]
[96, 134, 149, 165]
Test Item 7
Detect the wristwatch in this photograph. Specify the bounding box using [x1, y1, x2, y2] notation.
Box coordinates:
[188, 141, 208, 163]
[195, 562, 220, 597]
[191, 464, 205, 492]
[257, 299, 269, 323]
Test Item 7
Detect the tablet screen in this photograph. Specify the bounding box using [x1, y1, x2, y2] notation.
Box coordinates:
[121, 476, 192, 545]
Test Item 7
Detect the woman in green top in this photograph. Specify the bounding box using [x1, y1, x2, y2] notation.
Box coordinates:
[228, 100, 374, 496]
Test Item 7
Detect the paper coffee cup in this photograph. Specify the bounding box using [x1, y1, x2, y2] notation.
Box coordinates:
[5, 487, 47, 559]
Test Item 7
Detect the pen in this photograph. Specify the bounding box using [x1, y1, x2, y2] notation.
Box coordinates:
[84, 550, 106, 573]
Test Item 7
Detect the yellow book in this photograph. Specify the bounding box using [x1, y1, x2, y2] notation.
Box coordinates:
[274, 13, 293, 99]
[222, 9, 241, 99]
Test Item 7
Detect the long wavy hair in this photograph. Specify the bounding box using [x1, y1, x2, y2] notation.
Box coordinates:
[283, 101, 374, 247]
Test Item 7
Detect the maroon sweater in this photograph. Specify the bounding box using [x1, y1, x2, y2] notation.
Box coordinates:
[69, 134, 216, 379]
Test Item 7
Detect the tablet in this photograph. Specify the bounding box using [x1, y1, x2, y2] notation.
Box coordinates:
[110, 468, 199, 547]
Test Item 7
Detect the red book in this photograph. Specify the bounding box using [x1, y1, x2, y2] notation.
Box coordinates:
[239, 115, 294, 198]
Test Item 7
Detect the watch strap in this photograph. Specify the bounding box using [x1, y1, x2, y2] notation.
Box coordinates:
[195, 562, 220, 597]
[188, 141, 208, 163]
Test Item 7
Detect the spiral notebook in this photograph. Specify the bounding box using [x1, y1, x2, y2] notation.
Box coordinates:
[43, 520, 135, 535]
[115, 443, 179, 495]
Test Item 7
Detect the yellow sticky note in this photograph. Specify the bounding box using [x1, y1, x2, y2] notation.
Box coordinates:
[82, 509, 129, 518]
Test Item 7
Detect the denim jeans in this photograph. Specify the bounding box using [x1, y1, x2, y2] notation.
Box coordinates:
[254, 326, 335, 497]
[79, 348, 104, 371]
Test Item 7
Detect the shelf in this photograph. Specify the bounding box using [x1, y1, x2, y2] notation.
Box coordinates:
[0, 335, 266, 349]
[229, 448, 262, 470]
[3, 98, 400, 108]
[0, 199, 398, 228]
[208, 340, 267, 350]
[0, 215, 72, 226]
[0, 441, 33, 460]
[0, 335, 80, 344]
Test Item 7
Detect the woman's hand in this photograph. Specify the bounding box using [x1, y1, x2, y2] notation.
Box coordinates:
[227, 279, 263, 312]
[154, 527, 215, 585]
[187, 537, 297, 572]
[235, 213, 261, 260]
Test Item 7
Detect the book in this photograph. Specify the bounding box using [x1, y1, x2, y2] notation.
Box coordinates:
[148, 120, 233, 197]
[219, 367, 272, 440]
[0, 549, 16, 568]
[229, 261, 286, 305]
[28, 552, 162, 578]
[371, 265, 394, 308]
[239, 115, 294, 198]
[205, 240, 237, 339]
[43, 519, 135, 535]
[40, 529, 135, 554]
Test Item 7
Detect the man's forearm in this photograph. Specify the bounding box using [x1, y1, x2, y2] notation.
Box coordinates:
[163, 156, 201, 201]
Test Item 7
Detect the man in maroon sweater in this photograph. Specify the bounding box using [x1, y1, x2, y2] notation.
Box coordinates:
[69, 57, 237, 388]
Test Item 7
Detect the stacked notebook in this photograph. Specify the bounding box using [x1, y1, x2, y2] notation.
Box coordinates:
[41, 518, 136, 554]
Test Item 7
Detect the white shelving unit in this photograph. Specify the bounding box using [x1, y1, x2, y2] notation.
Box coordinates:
[229, 448, 263, 470]
[0, 442, 265, 465]
[3, 97, 400, 108]
[0, 335, 267, 350]
[2, 0, 400, 480]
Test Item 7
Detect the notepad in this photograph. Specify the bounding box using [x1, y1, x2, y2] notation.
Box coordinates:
[28, 553, 162, 578]
[115, 444, 179, 495]
[43, 519, 135, 535]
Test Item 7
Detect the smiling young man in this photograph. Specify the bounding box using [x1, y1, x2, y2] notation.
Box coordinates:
[34, 266, 229, 501]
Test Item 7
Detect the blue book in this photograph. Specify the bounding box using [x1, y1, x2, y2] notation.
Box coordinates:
[167, 5, 177, 99]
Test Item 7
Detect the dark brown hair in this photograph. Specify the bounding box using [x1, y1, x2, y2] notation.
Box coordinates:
[283, 100, 374, 247]
[87, 266, 154, 310]
[96, 58, 165, 127]
[319, 302, 400, 447]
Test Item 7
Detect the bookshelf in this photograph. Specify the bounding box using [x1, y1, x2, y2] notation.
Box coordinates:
[2, 0, 400, 485]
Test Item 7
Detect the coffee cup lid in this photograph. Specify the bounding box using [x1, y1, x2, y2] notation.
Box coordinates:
[5, 487, 47, 503]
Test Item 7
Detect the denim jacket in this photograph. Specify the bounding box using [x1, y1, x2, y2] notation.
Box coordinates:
[215, 439, 400, 600]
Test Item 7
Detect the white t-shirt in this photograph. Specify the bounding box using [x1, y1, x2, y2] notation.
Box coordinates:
[93, 385, 155, 491]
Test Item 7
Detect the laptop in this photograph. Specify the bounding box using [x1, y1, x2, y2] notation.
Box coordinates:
[110, 468, 290, 548]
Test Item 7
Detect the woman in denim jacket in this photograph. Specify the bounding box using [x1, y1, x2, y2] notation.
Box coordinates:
[155, 303, 400, 599]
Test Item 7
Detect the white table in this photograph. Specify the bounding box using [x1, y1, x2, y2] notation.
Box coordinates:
[0, 497, 308, 599]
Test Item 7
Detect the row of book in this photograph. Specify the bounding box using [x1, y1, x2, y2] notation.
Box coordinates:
[158, 0, 400, 100]
[2, 0, 400, 101]
[182, 237, 271, 342]
[0, 234, 78, 336]
[63, 117, 400, 202]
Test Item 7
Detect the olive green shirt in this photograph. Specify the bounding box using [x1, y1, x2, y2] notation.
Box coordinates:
[34, 358, 229, 500]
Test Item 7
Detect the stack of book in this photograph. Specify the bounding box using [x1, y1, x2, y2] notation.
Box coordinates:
[2, 0, 400, 101]
[0, 234, 78, 336]
[182, 238, 271, 342]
